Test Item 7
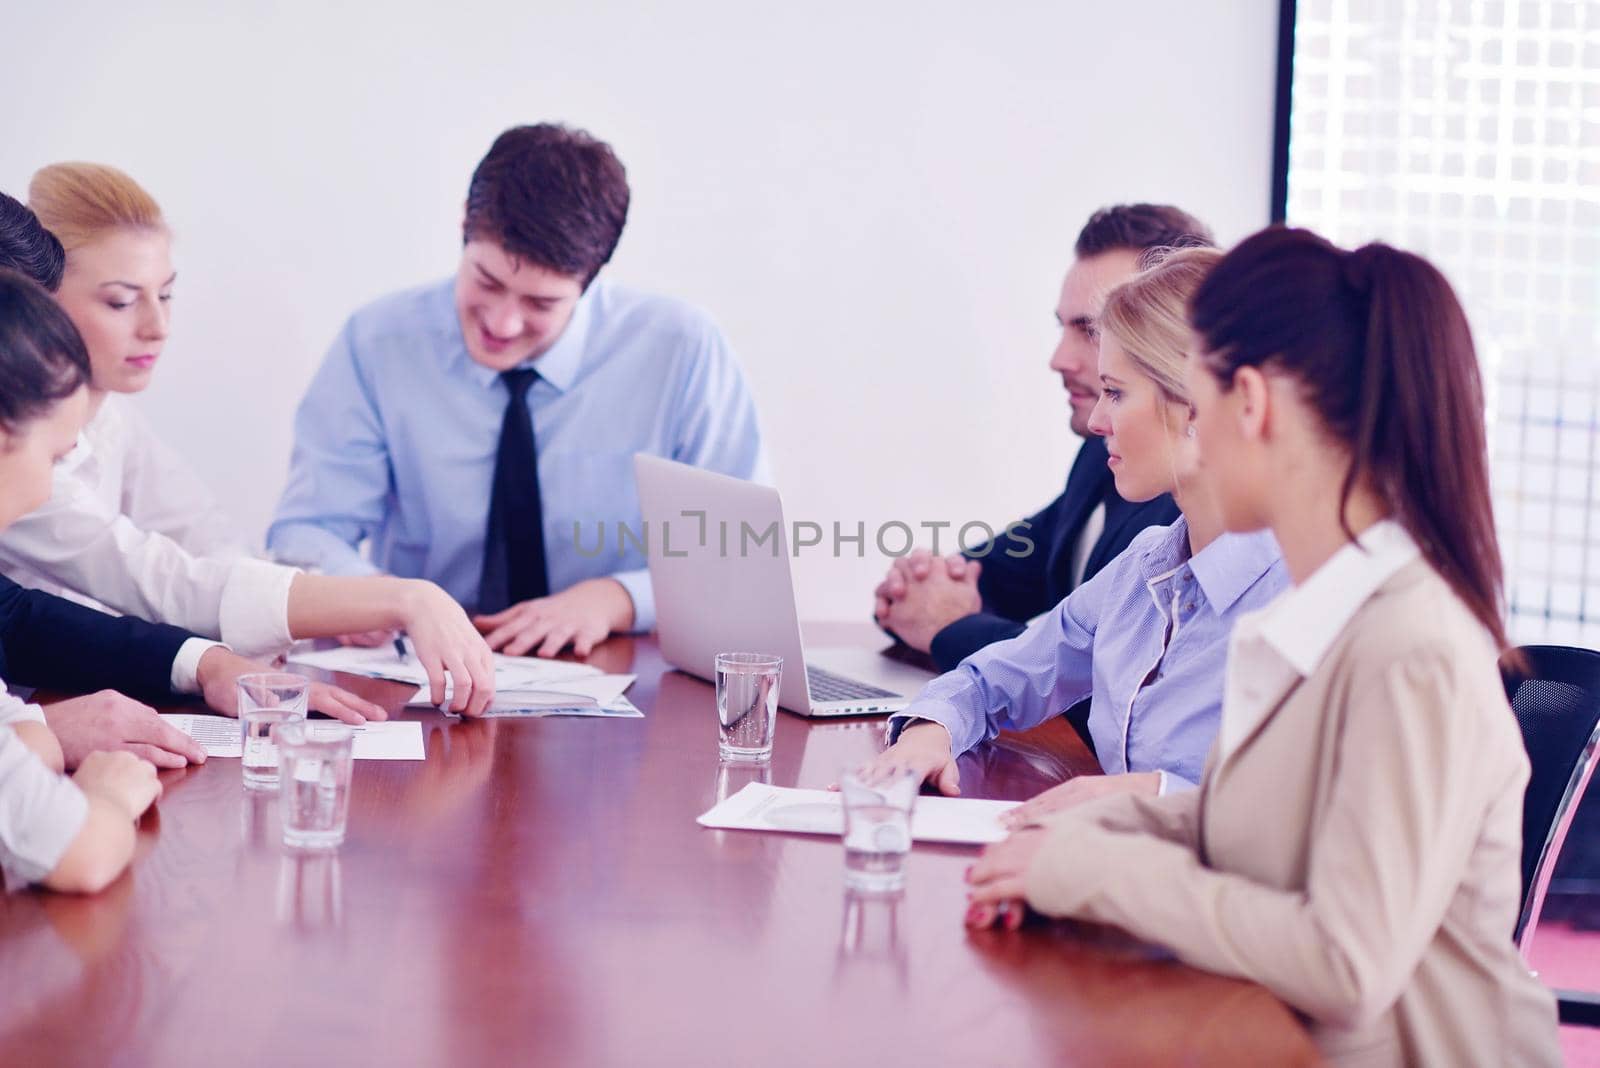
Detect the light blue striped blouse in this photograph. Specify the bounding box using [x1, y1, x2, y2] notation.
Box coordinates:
[891, 516, 1287, 789]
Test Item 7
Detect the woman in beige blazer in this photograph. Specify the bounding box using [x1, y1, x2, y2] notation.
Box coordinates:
[964, 227, 1560, 1066]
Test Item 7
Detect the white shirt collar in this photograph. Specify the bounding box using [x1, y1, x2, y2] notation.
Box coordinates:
[1215, 519, 1420, 764]
[58, 393, 125, 479]
[448, 278, 600, 395]
[1255, 518, 1421, 678]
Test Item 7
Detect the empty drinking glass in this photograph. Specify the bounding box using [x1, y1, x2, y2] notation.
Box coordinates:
[277, 721, 356, 850]
[236, 672, 311, 719]
[714, 653, 782, 763]
[839, 765, 919, 894]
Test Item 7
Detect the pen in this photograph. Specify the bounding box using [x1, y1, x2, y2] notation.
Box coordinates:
[394, 635, 409, 661]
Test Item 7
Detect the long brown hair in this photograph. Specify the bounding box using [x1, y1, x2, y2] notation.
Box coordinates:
[1190, 227, 1510, 649]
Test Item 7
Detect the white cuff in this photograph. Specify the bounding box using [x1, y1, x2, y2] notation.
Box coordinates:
[217, 559, 300, 659]
[1156, 770, 1170, 796]
[611, 568, 655, 633]
[171, 638, 227, 694]
[0, 689, 46, 728]
[1157, 770, 1198, 795]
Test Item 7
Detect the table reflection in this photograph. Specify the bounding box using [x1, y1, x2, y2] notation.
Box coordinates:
[241, 789, 277, 850]
[714, 759, 772, 803]
[276, 853, 344, 932]
[835, 888, 908, 988]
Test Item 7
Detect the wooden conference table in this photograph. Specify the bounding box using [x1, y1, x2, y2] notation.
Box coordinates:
[0, 627, 1318, 1066]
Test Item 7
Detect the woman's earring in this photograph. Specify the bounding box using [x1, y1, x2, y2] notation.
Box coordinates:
[1186, 425, 1197, 439]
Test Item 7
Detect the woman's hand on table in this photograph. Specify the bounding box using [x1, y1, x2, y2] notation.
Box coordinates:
[1000, 771, 1162, 830]
[393, 580, 495, 716]
[848, 720, 961, 795]
[964, 827, 1049, 930]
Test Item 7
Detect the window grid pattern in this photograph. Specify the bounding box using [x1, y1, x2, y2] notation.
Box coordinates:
[1286, 0, 1600, 646]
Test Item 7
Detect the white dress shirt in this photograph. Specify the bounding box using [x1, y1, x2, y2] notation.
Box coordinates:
[0, 395, 297, 660]
[1068, 502, 1106, 589]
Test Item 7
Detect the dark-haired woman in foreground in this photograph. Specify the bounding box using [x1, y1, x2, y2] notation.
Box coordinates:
[965, 228, 1559, 1065]
[0, 269, 163, 892]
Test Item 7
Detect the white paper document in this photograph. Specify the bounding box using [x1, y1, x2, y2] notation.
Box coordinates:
[696, 783, 1021, 845]
[343, 721, 426, 760]
[287, 645, 603, 690]
[479, 695, 645, 720]
[158, 713, 240, 754]
[405, 673, 637, 714]
[158, 715, 426, 760]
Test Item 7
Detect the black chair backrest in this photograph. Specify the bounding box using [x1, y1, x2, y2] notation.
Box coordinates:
[1502, 645, 1600, 917]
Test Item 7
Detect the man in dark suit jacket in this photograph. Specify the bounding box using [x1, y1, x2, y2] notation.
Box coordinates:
[0, 574, 382, 770]
[874, 205, 1212, 743]
[0, 574, 211, 768]
[0, 575, 194, 702]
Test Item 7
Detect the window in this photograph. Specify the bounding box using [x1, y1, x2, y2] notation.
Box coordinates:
[1282, 0, 1600, 645]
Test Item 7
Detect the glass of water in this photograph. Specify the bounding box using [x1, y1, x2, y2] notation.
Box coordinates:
[714, 653, 782, 763]
[839, 765, 919, 894]
[276, 721, 355, 850]
[241, 709, 304, 790]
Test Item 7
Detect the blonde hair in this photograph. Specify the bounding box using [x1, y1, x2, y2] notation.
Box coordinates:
[28, 162, 166, 254]
[1098, 246, 1225, 407]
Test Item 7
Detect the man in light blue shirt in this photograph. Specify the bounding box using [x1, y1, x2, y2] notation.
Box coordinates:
[269, 125, 766, 657]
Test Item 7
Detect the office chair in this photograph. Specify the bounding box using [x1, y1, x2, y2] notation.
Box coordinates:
[1502, 644, 1600, 1026]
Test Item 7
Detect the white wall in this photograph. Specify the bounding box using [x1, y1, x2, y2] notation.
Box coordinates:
[1, 0, 1277, 621]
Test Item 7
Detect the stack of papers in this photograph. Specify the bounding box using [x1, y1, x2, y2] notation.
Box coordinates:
[288, 645, 602, 688]
[696, 783, 1020, 845]
[477, 696, 644, 720]
[287, 645, 640, 718]
[157, 715, 426, 760]
[406, 674, 642, 719]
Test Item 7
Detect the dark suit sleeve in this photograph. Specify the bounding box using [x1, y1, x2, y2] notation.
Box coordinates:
[874, 493, 1064, 655]
[0, 577, 192, 702]
[927, 612, 1027, 673]
[967, 492, 1065, 623]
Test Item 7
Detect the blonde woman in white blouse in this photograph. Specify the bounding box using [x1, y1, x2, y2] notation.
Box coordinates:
[0, 166, 493, 721]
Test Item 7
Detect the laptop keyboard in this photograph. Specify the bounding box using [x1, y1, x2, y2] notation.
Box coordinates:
[806, 665, 899, 702]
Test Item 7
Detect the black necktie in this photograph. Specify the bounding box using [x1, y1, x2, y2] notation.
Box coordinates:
[478, 369, 549, 613]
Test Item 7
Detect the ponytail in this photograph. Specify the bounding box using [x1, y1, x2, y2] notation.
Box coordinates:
[1191, 227, 1510, 650]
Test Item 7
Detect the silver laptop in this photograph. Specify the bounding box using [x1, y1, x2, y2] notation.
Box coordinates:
[634, 455, 936, 717]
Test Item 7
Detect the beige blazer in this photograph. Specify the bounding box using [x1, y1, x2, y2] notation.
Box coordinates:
[1023, 560, 1560, 1066]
